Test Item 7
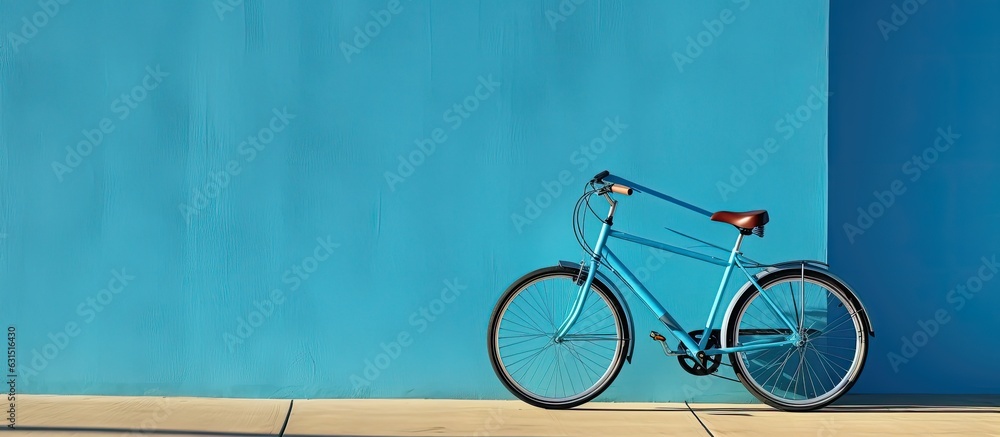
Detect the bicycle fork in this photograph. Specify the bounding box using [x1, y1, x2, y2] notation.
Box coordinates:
[553, 192, 617, 342]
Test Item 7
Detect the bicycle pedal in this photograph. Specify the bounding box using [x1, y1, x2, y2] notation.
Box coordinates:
[650, 331, 685, 356]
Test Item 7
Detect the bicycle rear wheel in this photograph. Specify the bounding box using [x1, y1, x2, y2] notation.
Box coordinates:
[487, 266, 628, 409]
[725, 269, 869, 411]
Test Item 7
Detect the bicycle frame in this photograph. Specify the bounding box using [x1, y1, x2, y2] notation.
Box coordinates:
[553, 176, 801, 359]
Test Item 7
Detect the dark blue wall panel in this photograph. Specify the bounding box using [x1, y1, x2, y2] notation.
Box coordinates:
[831, 0, 1000, 393]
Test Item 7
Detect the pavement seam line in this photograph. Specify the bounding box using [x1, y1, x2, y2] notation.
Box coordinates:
[278, 399, 294, 436]
[685, 401, 715, 437]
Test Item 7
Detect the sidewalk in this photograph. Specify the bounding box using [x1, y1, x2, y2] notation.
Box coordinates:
[6, 394, 999, 436]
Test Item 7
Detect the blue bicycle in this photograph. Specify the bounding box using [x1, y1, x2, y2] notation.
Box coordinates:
[488, 171, 874, 411]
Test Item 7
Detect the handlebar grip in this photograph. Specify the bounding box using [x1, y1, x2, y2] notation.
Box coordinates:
[592, 170, 610, 182]
[611, 185, 633, 196]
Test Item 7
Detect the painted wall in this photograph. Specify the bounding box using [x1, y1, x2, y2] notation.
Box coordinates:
[0, 0, 828, 402]
[830, 0, 1000, 394]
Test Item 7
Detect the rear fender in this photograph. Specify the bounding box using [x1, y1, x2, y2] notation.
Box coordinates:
[721, 261, 875, 350]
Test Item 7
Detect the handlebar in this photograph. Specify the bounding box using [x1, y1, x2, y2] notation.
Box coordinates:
[591, 170, 632, 196]
[591, 170, 633, 196]
[611, 185, 633, 196]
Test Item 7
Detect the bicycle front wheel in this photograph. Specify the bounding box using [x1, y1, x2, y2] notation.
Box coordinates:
[487, 266, 628, 409]
[725, 269, 869, 411]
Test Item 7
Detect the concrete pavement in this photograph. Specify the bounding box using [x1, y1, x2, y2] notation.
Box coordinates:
[6, 395, 999, 436]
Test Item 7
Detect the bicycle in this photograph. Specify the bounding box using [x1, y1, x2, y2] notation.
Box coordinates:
[487, 170, 874, 411]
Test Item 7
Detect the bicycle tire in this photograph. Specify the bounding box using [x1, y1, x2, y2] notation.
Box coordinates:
[724, 268, 869, 411]
[487, 266, 629, 409]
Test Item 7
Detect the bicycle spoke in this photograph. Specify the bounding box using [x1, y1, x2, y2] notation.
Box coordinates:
[807, 343, 851, 374]
[743, 307, 780, 331]
[561, 333, 619, 341]
[502, 316, 546, 338]
[542, 280, 555, 331]
[806, 348, 837, 397]
[564, 342, 605, 380]
[555, 349, 566, 397]
[805, 308, 859, 338]
[803, 353, 820, 399]
[759, 347, 798, 393]
[805, 342, 855, 362]
[788, 282, 800, 331]
[748, 343, 792, 379]
[499, 335, 550, 350]
[497, 331, 549, 339]
[506, 342, 554, 374]
[498, 326, 544, 336]
[542, 354, 558, 396]
[509, 295, 551, 333]
[524, 288, 556, 331]
[787, 348, 805, 399]
[748, 346, 792, 380]
[571, 313, 613, 336]
[807, 349, 846, 394]
[808, 343, 840, 392]
[567, 345, 590, 392]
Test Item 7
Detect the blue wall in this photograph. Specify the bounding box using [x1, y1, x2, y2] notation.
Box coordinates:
[1, 0, 829, 402]
[830, 0, 1000, 394]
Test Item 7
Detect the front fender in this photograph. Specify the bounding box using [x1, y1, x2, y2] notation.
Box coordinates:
[558, 260, 636, 363]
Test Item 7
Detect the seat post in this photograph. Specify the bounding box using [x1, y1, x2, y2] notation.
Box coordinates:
[731, 233, 745, 255]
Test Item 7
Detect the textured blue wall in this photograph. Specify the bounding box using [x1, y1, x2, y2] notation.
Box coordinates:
[831, 0, 1000, 394]
[1, 0, 828, 402]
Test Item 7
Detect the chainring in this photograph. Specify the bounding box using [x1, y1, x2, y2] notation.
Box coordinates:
[677, 330, 723, 376]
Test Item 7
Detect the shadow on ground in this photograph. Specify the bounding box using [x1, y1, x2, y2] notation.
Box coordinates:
[574, 394, 1000, 414]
